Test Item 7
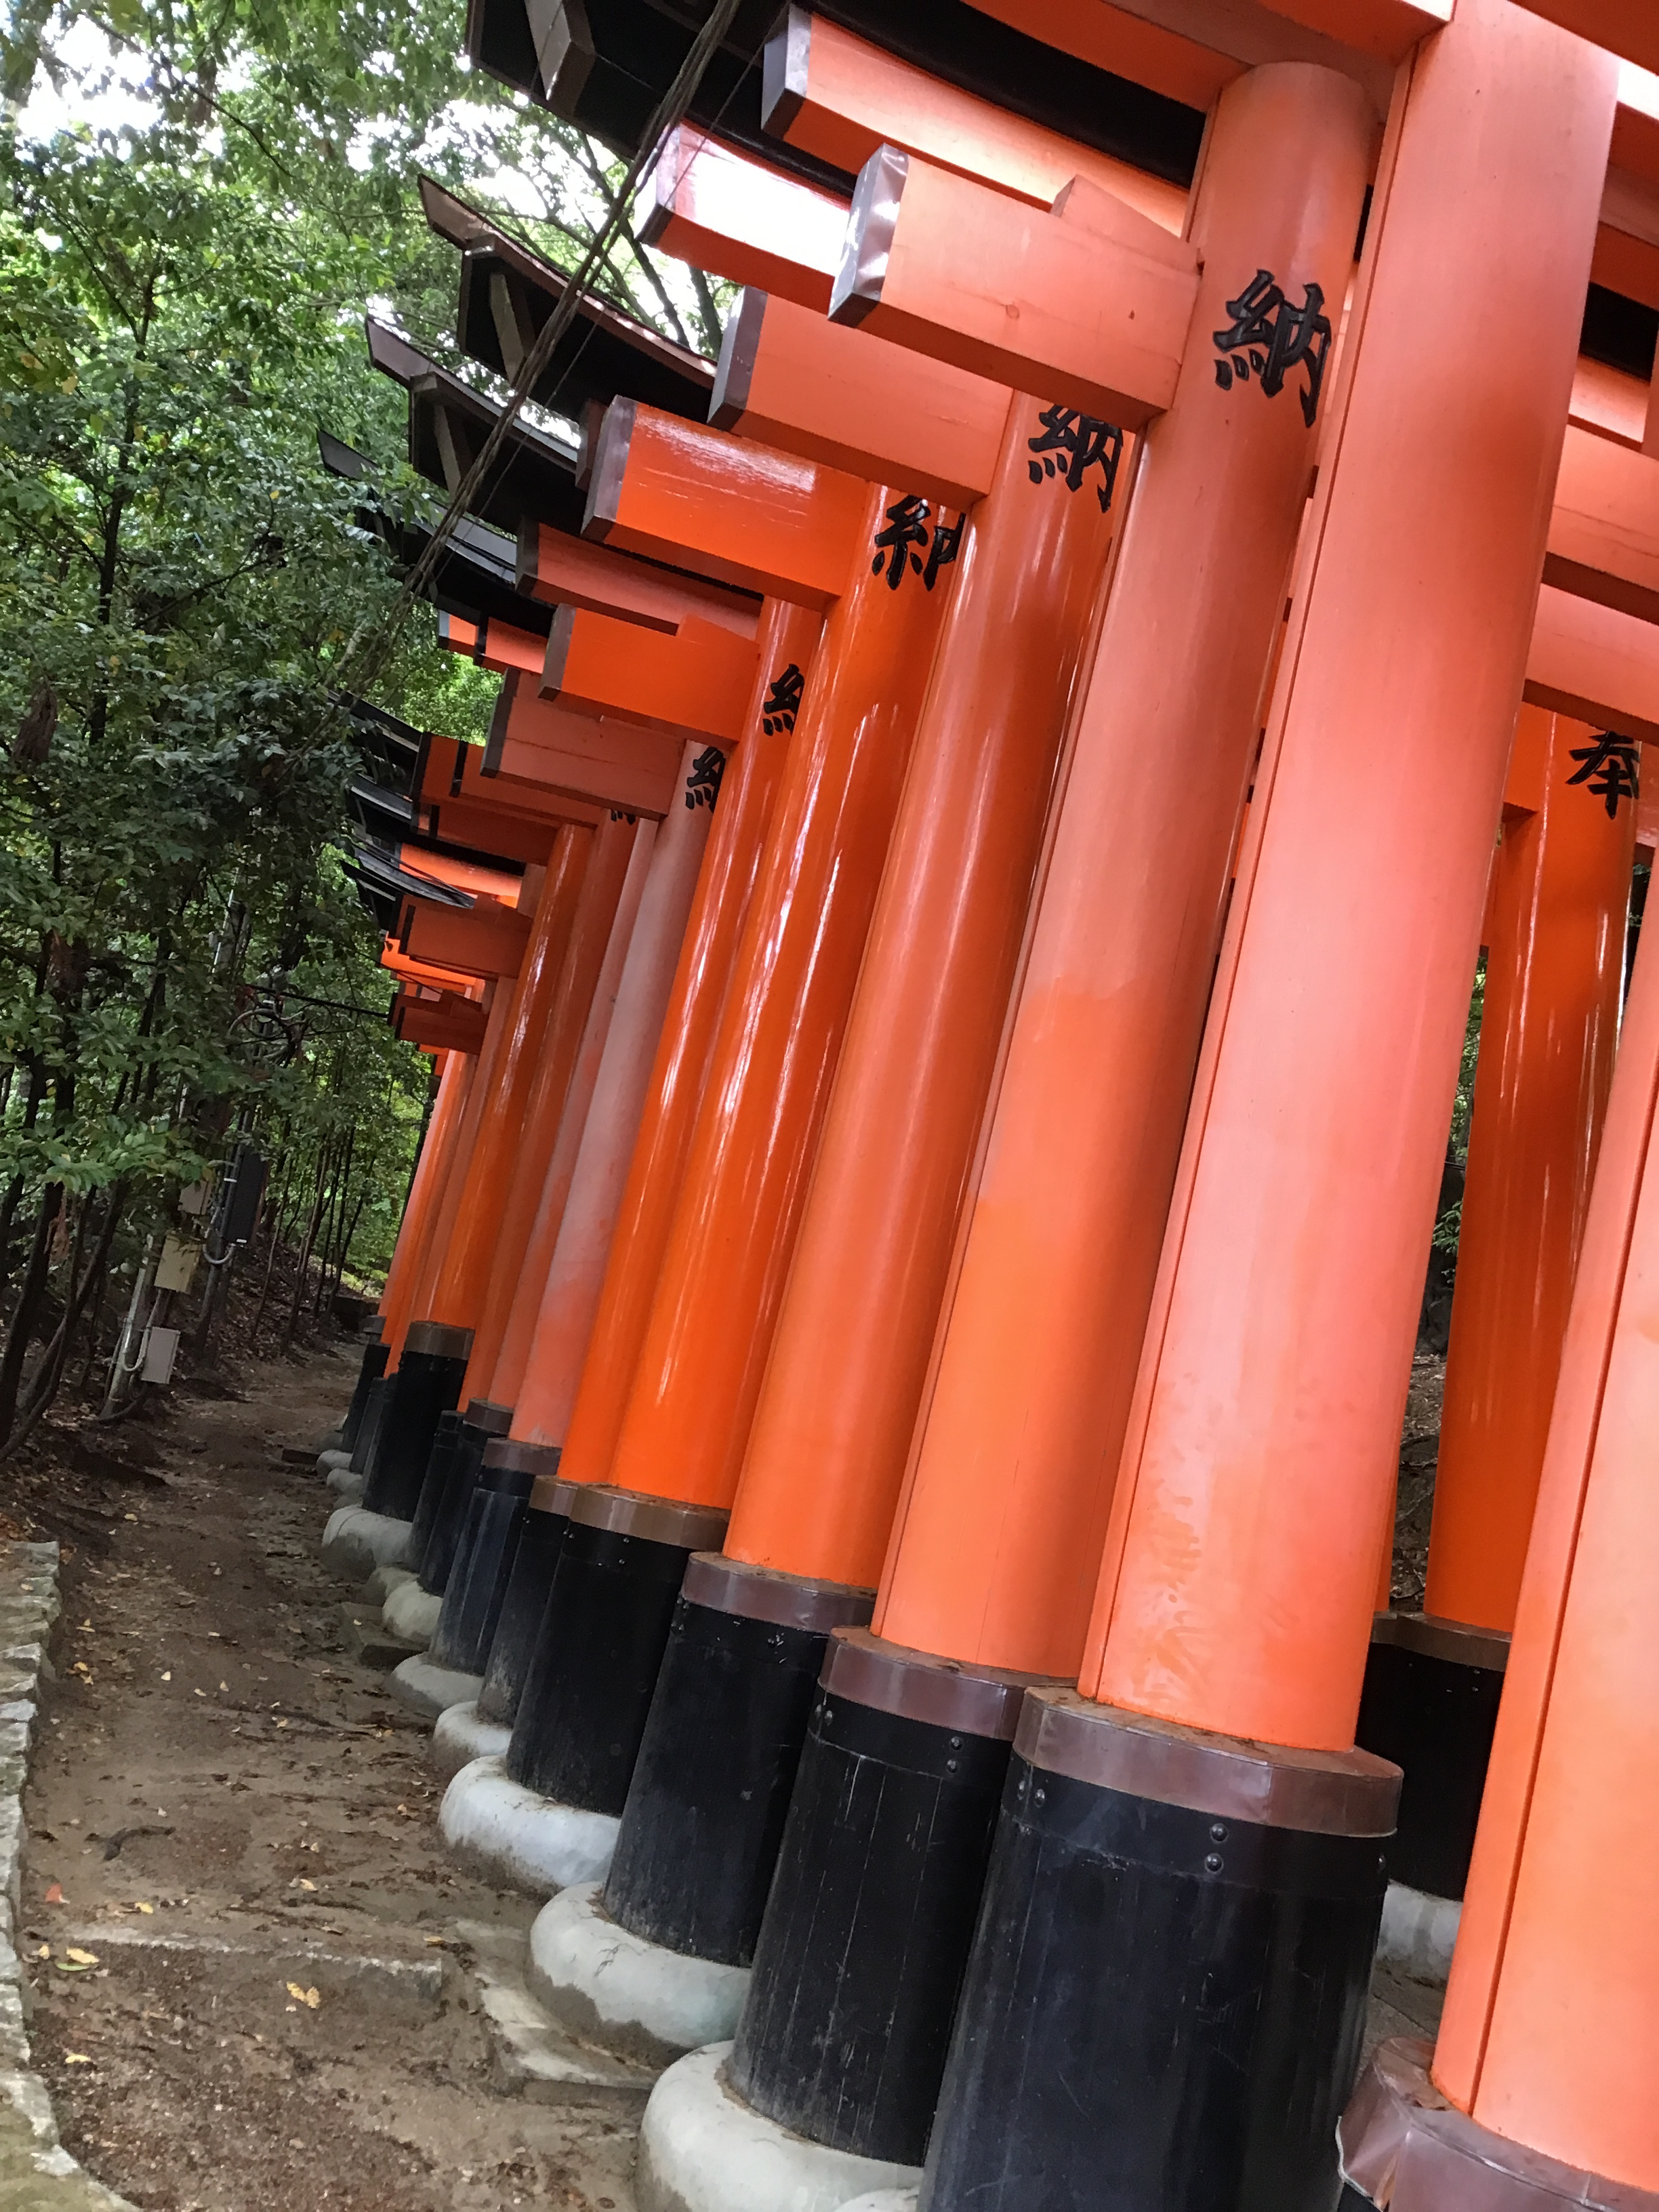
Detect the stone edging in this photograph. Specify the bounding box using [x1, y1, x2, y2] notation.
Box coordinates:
[0, 1538, 137, 2209]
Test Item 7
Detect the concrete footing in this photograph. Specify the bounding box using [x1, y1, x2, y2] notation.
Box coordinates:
[1374, 1879, 1460, 1985]
[321, 1507, 412, 1582]
[636, 2045, 922, 2212]
[388, 1653, 484, 1720]
[326, 1465, 365, 1504]
[838, 2197, 918, 2212]
[363, 1563, 417, 1605]
[383, 1580, 441, 1646]
[527, 1883, 750, 2068]
[316, 1448, 354, 1477]
[438, 1755, 619, 1898]
[432, 1700, 512, 1778]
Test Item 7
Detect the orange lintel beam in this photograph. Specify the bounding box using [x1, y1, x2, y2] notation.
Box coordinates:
[394, 844, 522, 905]
[541, 606, 754, 748]
[638, 127, 846, 313]
[396, 895, 533, 982]
[1508, 1, 1659, 76]
[711, 289, 1008, 511]
[1547, 425, 1659, 627]
[438, 609, 546, 676]
[1526, 581, 1659, 747]
[487, 672, 689, 817]
[517, 522, 760, 640]
[763, 7, 1187, 230]
[392, 987, 489, 1054]
[415, 735, 602, 834]
[829, 151, 1201, 430]
[380, 943, 485, 997]
[585, 398, 867, 610]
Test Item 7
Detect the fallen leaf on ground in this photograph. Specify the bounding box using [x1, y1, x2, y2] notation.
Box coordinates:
[298, 1879, 316, 1891]
[35, 1944, 49, 1959]
[284, 1983, 321, 2009]
[64, 2053, 91, 2066]
[133, 1902, 154, 1914]
[43, 1884, 63, 1905]
[160, 1671, 171, 1681]
[64, 1948, 98, 1965]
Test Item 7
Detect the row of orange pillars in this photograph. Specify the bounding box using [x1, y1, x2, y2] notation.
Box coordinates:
[324, 7, 1657, 2206]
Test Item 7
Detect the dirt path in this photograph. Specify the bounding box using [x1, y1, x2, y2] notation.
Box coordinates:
[16, 1346, 638, 2212]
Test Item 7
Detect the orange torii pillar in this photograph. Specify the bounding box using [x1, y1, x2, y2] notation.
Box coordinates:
[1355, 703, 1633, 1967]
[363, 851, 585, 1524]
[453, 603, 822, 1742]
[1343, 727, 1659, 2212]
[341, 1046, 466, 1456]
[461, 619, 817, 1721]
[908, 12, 1616, 2212]
[419, 743, 726, 1702]
[583, 378, 1123, 2025]
[626, 58, 1371, 2189]
[489, 481, 956, 1881]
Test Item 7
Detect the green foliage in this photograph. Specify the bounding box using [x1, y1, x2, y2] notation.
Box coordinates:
[0, 0, 701, 1407]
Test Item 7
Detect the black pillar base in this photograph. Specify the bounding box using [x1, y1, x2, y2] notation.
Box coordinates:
[504, 1487, 729, 1818]
[603, 1555, 874, 1967]
[419, 1397, 514, 1595]
[1340, 2039, 1643, 2209]
[340, 1336, 389, 1452]
[428, 1438, 558, 1674]
[1355, 1612, 1509, 1902]
[476, 1483, 571, 1724]
[346, 1376, 389, 1477]
[360, 1322, 472, 1519]
[920, 1689, 1400, 2212]
[730, 1631, 1046, 2169]
[406, 1410, 466, 1575]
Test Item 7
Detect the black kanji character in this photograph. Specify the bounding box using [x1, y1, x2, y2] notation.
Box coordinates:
[684, 745, 726, 812]
[1213, 268, 1332, 427]
[1026, 405, 1125, 512]
[872, 494, 932, 588]
[924, 512, 965, 589]
[1567, 732, 1639, 819]
[610, 808, 638, 824]
[761, 662, 804, 735]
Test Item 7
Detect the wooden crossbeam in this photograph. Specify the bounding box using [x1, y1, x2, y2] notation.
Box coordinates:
[484, 672, 689, 817]
[829, 150, 1201, 428]
[1526, 582, 1659, 746]
[396, 897, 534, 981]
[1547, 426, 1659, 628]
[541, 605, 755, 746]
[516, 521, 761, 638]
[585, 398, 867, 608]
[639, 127, 846, 313]
[392, 987, 490, 1054]
[712, 289, 1010, 510]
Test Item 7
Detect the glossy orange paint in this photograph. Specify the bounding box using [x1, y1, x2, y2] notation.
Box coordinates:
[1544, 427, 1659, 628]
[391, 988, 488, 1054]
[1509, 0, 1659, 73]
[440, 610, 546, 677]
[416, 734, 598, 838]
[558, 601, 822, 1490]
[604, 486, 954, 1510]
[958, 0, 1443, 86]
[1426, 709, 1633, 1635]
[638, 126, 846, 314]
[764, 6, 1188, 228]
[396, 898, 532, 983]
[585, 400, 867, 611]
[379, 945, 484, 997]
[1081, 1, 1618, 1749]
[487, 821, 657, 1410]
[518, 520, 761, 640]
[830, 150, 1200, 430]
[510, 743, 720, 1448]
[424, 834, 591, 1338]
[872, 60, 1372, 1678]
[725, 392, 1119, 1591]
[541, 606, 756, 747]
[392, 980, 510, 1361]
[393, 847, 520, 904]
[489, 673, 688, 819]
[459, 817, 624, 1400]
[1431, 788, 1659, 2186]
[711, 290, 1008, 512]
[378, 1049, 466, 1343]
[1525, 580, 1659, 747]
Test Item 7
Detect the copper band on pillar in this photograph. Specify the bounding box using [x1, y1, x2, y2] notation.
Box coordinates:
[682, 1552, 874, 1634]
[820, 1627, 1052, 1742]
[404, 1320, 474, 1361]
[1338, 2041, 1647, 2211]
[569, 1483, 730, 1551]
[1370, 1612, 1511, 1675]
[482, 1437, 563, 1476]
[1018, 1688, 1401, 1838]
[463, 1398, 516, 1436]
